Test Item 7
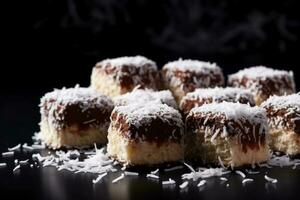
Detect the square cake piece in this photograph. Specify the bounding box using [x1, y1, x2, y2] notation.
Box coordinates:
[185, 102, 269, 167]
[228, 66, 295, 105]
[39, 86, 114, 149]
[113, 88, 177, 109]
[261, 94, 300, 155]
[162, 59, 224, 103]
[180, 87, 255, 116]
[107, 102, 184, 165]
[91, 56, 161, 98]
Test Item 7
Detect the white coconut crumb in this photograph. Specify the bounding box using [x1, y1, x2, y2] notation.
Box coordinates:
[220, 177, 228, 182]
[162, 178, 176, 185]
[264, 175, 278, 183]
[182, 167, 230, 181]
[30, 164, 34, 168]
[197, 180, 206, 187]
[242, 178, 254, 184]
[121, 166, 126, 171]
[235, 170, 246, 178]
[179, 181, 189, 189]
[14, 159, 19, 165]
[183, 162, 196, 173]
[164, 166, 184, 172]
[2, 151, 14, 157]
[146, 174, 159, 179]
[8, 144, 21, 151]
[226, 183, 230, 187]
[150, 169, 159, 174]
[0, 163, 7, 168]
[124, 171, 139, 176]
[112, 174, 125, 183]
[92, 172, 107, 184]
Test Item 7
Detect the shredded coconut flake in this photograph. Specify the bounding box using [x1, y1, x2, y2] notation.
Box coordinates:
[150, 169, 159, 174]
[8, 144, 21, 151]
[124, 171, 139, 176]
[0, 163, 7, 168]
[146, 174, 159, 179]
[2, 151, 14, 157]
[164, 166, 184, 172]
[197, 180, 206, 187]
[242, 178, 254, 184]
[264, 175, 278, 183]
[92, 173, 107, 184]
[182, 167, 230, 181]
[179, 181, 189, 189]
[112, 174, 125, 183]
[162, 178, 176, 185]
[261, 94, 300, 113]
[235, 170, 246, 178]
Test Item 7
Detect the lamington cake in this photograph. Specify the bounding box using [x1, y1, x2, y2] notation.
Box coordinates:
[114, 88, 177, 109]
[91, 56, 161, 97]
[228, 66, 295, 105]
[161, 59, 224, 103]
[39, 86, 114, 149]
[180, 87, 255, 116]
[107, 102, 184, 165]
[261, 94, 300, 155]
[185, 102, 269, 167]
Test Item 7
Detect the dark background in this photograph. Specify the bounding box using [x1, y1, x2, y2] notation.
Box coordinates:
[0, 1, 300, 199]
[1, 0, 300, 144]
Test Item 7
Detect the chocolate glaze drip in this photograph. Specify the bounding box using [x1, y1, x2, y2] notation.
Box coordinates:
[42, 99, 113, 131]
[186, 113, 266, 153]
[110, 110, 183, 144]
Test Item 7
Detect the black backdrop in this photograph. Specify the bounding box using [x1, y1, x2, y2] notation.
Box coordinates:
[1, 0, 300, 143]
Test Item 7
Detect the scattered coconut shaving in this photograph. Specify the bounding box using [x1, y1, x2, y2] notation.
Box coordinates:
[182, 165, 230, 181]
[264, 175, 278, 183]
[2, 151, 14, 157]
[197, 180, 206, 187]
[8, 144, 21, 151]
[146, 174, 159, 179]
[179, 181, 189, 189]
[151, 169, 159, 174]
[124, 171, 139, 176]
[32, 147, 116, 174]
[164, 165, 184, 172]
[92, 173, 107, 184]
[220, 177, 228, 182]
[242, 178, 254, 184]
[13, 165, 20, 172]
[162, 178, 176, 185]
[19, 159, 29, 165]
[235, 170, 246, 178]
[112, 174, 125, 183]
[22, 143, 34, 151]
[0, 163, 7, 168]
